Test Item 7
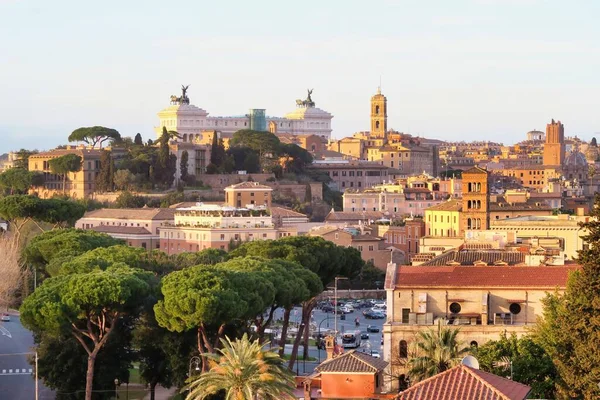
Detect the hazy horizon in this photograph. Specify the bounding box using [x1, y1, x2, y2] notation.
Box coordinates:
[1, 0, 599, 153]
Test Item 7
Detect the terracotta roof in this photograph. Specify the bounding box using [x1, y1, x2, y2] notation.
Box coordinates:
[394, 265, 578, 288]
[315, 350, 388, 373]
[426, 199, 462, 212]
[352, 234, 384, 242]
[490, 196, 552, 212]
[325, 210, 385, 222]
[82, 208, 176, 220]
[224, 181, 272, 190]
[421, 250, 526, 267]
[90, 225, 152, 235]
[397, 365, 531, 400]
[462, 166, 489, 175]
[31, 148, 102, 158]
[270, 206, 309, 219]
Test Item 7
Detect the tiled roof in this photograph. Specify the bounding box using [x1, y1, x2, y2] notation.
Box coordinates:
[420, 250, 526, 266]
[90, 225, 152, 235]
[225, 181, 272, 190]
[490, 196, 552, 212]
[325, 211, 385, 222]
[82, 208, 176, 220]
[270, 206, 309, 218]
[394, 265, 577, 288]
[32, 148, 102, 158]
[397, 365, 531, 400]
[462, 166, 489, 175]
[426, 199, 462, 212]
[315, 350, 388, 373]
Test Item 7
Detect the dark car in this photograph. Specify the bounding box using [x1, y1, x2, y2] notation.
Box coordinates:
[321, 305, 334, 313]
[361, 333, 370, 340]
[367, 325, 380, 333]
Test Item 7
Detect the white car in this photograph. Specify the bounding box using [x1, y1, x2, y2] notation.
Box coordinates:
[370, 350, 380, 358]
[1, 314, 10, 322]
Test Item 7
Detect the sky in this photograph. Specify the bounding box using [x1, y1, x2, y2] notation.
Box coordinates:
[1, 0, 599, 154]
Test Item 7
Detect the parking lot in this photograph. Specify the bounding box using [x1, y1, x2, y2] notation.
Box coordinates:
[273, 299, 386, 363]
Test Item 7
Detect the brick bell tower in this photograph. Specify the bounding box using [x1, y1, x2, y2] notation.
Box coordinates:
[543, 119, 565, 167]
[370, 87, 388, 140]
[461, 167, 490, 234]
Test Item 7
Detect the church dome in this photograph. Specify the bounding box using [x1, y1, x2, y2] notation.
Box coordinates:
[564, 151, 588, 168]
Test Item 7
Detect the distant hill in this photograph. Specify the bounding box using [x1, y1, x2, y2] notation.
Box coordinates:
[0, 153, 7, 162]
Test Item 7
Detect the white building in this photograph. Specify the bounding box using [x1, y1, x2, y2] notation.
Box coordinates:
[154, 87, 333, 142]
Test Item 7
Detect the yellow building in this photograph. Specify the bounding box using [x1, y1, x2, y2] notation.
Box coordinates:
[224, 181, 273, 208]
[29, 146, 102, 199]
[424, 199, 462, 237]
[382, 263, 576, 390]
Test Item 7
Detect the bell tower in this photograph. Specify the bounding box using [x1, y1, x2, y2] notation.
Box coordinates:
[370, 87, 387, 140]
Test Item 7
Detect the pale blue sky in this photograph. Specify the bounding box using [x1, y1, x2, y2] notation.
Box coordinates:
[1, 0, 599, 153]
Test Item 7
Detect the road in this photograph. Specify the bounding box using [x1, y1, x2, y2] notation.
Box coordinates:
[0, 314, 54, 400]
[272, 306, 386, 375]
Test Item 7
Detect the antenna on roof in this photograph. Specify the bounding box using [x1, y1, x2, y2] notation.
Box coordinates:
[461, 356, 480, 370]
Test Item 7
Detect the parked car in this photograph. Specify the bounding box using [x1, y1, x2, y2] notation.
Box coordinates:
[381, 335, 384, 345]
[321, 305, 334, 313]
[371, 350, 380, 358]
[1, 314, 10, 322]
[367, 325, 380, 333]
[361, 333, 370, 340]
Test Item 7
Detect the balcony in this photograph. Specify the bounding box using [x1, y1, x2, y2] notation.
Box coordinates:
[392, 312, 525, 326]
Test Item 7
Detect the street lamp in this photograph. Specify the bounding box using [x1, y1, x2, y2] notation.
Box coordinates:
[188, 356, 201, 380]
[114, 378, 119, 399]
[334, 277, 348, 348]
[317, 316, 333, 362]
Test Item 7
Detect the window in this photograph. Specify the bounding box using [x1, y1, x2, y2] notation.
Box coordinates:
[220, 234, 225, 240]
[399, 340, 408, 358]
[470, 341, 478, 349]
[449, 302, 461, 314]
[357, 245, 363, 251]
[509, 303, 521, 315]
[368, 245, 374, 251]
[401, 308, 410, 324]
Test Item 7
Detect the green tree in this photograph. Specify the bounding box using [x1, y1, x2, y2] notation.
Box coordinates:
[0, 168, 34, 194]
[134, 133, 144, 146]
[476, 333, 557, 399]
[533, 195, 600, 399]
[13, 149, 38, 169]
[156, 127, 177, 187]
[48, 153, 82, 195]
[591, 137, 597, 147]
[68, 126, 122, 148]
[23, 228, 123, 280]
[154, 265, 247, 365]
[229, 236, 361, 367]
[172, 248, 228, 268]
[0, 195, 85, 239]
[209, 133, 226, 170]
[20, 265, 154, 400]
[186, 333, 295, 400]
[96, 150, 114, 192]
[230, 130, 280, 156]
[407, 322, 469, 383]
[280, 143, 313, 173]
[180, 150, 189, 183]
[114, 169, 135, 191]
[114, 191, 146, 208]
[34, 322, 135, 400]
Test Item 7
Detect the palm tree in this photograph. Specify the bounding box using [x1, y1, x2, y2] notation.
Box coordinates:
[407, 321, 470, 383]
[185, 333, 295, 400]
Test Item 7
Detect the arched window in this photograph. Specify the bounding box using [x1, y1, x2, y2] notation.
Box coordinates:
[470, 341, 478, 349]
[375, 105, 380, 115]
[375, 121, 380, 129]
[399, 340, 408, 358]
[467, 218, 472, 229]
[467, 200, 472, 209]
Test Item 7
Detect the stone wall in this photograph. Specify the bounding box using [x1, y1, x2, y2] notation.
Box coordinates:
[199, 173, 275, 190]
